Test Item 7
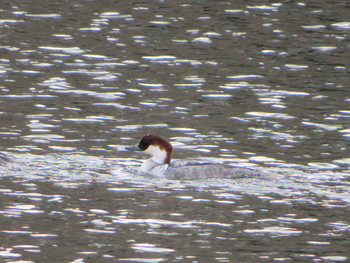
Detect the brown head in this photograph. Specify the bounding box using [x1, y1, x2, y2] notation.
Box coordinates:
[126, 134, 173, 164]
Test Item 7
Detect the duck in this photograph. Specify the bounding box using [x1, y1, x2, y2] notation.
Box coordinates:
[125, 134, 265, 180]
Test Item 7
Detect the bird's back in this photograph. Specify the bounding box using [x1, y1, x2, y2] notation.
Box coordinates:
[165, 160, 264, 180]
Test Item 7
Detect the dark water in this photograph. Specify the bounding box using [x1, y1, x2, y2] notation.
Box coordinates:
[0, 0, 349, 262]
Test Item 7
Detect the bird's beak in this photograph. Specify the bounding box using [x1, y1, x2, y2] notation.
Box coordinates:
[125, 144, 141, 151]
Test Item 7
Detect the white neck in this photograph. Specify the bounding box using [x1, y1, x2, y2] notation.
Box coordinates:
[145, 145, 168, 164]
[140, 145, 168, 172]
[140, 159, 159, 173]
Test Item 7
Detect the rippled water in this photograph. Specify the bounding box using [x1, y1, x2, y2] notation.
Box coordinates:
[0, 0, 349, 262]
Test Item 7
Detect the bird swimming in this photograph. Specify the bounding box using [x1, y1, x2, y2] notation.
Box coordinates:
[125, 134, 265, 180]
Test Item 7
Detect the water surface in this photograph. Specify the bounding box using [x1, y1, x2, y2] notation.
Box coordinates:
[0, 0, 349, 262]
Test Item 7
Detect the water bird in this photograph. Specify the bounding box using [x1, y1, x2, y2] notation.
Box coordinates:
[125, 134, 265, 179]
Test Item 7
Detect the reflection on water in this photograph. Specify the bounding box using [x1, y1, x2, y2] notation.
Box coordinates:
[1, 153, 349, 262]
[0, 165, 349, 262]
[0, 0, 349, 262]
